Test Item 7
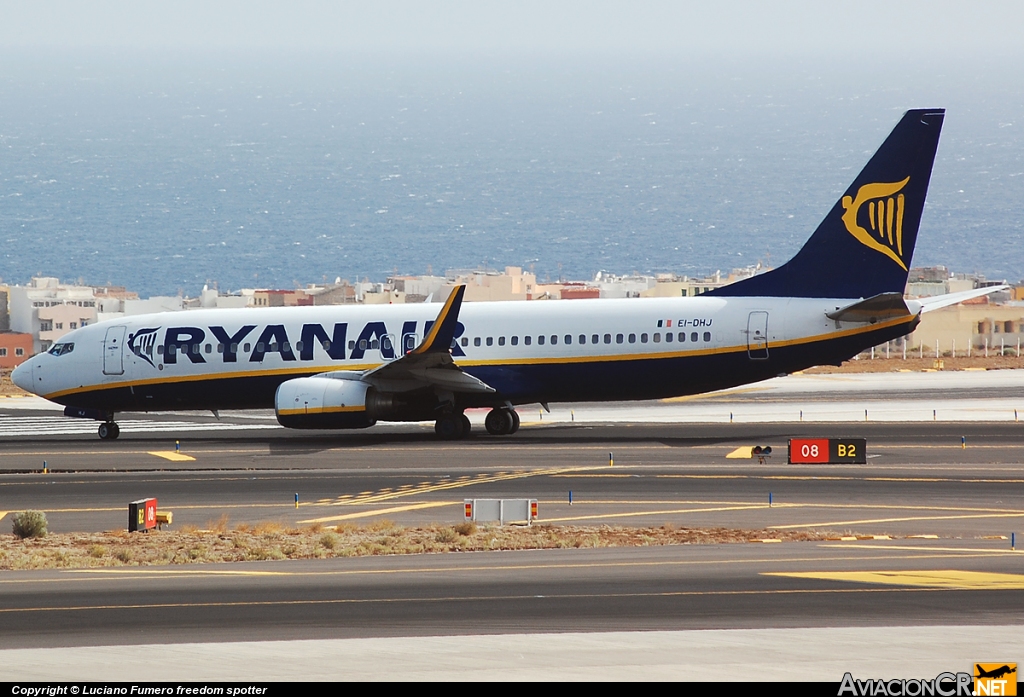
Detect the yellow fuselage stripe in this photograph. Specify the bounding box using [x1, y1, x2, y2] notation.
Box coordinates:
[43, 314, 914, 401]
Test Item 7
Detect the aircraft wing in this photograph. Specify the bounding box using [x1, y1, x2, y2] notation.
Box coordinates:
[350, 285, 496, 394]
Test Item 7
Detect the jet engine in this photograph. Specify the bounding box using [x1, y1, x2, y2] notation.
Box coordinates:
[275, 376, 375, 429]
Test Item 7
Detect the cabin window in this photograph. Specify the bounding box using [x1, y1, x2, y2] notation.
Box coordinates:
[370, 339, 379, 349]
[653, 333, 661, 343]
[579, 335, 586, 344]
[269, 342, 278, 352]
[157, 345, 164, 354]
[678, 332, 686, 342]
[592, 334, 599, 344]
[192, 344, 201, 354]
[538, 335, 545, 345]
[550, 335, 558, 345]
[486, 337, 493, 346]
[525, 336, 532, 345]
[703, 331, 712, 342]
[348, 340, 355, 350]
[564, 335, 572, 345]
[474, 337, 481, 347]
[640, 333, 648, 343]
[628, 333, 636, 344]
[498, 336, 505, 346]
[282, 342, 290, 353]
[691, 332, 698, 342]
[665, 333, 673, 343]
[204, 344, 212, 354]
[244, 343, 251, 352]
[217, 343, 224, 353]
[461, 337, 469, 347]
[322, 340, 330, 351]
[616, 334, 624, 344]
[257, 342, 265, 352]
[358, 339, 367, 350]
[511, 336, 518, 346]
[604, 334, 611, 344]
[294, 341, 304, 353]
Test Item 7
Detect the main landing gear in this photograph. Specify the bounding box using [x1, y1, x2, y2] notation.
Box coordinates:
[98, 421, 120, 440]
[484, 407, 520, 436]
[435, 412, 472, 440]
[434, 408, 520, 440]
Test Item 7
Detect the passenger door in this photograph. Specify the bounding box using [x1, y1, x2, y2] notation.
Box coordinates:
[747, 312, 769, 360]
[103, 326, 127, 375]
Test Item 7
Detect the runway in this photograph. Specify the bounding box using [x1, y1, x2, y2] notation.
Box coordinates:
[1, 370, 1023, 679]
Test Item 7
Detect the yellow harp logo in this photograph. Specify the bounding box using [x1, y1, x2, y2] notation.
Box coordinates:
[841, 176, 911, 271]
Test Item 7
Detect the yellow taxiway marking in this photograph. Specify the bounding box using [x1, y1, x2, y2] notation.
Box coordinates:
[541, 503, 775, 523]
[299, 501, 456, 524]
[148, 451, 196, 462]
[764, 570, 1024, 590]
[338, 466, 589, 506]
[1, 550, 1017, 587]
[771, 512, 1024, 530]
[0, 511, 7, 522]
[66, 569, 287, 577]
[820, 544, 1023, 555]
[0, 586, 985, 616]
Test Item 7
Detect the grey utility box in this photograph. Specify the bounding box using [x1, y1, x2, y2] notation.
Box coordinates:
[464, 499, 537, 525]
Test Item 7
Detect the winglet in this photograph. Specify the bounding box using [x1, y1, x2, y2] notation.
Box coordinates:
[411, 285, 465, 354]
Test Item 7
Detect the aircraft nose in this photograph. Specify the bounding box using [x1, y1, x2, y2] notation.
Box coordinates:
[11, 360, 33, 393]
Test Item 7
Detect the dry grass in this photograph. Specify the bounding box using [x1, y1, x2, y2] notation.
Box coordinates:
[0, 522, 861, 570]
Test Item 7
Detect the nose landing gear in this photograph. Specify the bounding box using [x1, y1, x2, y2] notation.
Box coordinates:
[98, 422, 120, 440]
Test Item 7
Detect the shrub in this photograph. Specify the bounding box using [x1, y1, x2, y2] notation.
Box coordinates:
[435, 527, 458, 543]
[454, 522, 477, 536]
[11, 511, 48, 539]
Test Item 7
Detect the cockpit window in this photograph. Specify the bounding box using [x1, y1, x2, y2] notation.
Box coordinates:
[49, 342, 75, 356]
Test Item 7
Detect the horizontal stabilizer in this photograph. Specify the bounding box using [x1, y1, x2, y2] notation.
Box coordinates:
[909, 284, 1009, 314]
[826, 293, 911, 323]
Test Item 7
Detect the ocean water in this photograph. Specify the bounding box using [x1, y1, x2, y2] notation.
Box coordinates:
[1, 51, 1022, 297]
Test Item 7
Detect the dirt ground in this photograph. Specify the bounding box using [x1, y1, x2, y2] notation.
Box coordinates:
[0, 520, 848, 570]
[803, 354, 1024, 374]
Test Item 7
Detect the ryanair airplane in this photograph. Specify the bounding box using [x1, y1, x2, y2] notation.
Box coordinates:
[12, 109, 1000, 440]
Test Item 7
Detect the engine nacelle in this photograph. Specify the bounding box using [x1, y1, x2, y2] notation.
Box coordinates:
[275, 376, 376, 429]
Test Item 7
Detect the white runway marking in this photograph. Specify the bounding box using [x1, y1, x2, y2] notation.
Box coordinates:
[0, 416, 278, 438]
[2, 626, 1021, 681]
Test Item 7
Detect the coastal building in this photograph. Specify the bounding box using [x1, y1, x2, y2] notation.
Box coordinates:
[0, 332, 32, 369]
[7, 278, 114, 353]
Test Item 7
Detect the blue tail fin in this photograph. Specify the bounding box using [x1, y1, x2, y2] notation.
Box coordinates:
[709, 109, 945, 299]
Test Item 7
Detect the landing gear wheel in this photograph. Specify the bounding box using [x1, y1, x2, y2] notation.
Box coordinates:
[509, 410, 520, 434]
[434, 413, 465, 440]
[460, 413, 472, 436]
[485, 408, 515, 435]
[98, 422, 120, 440]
